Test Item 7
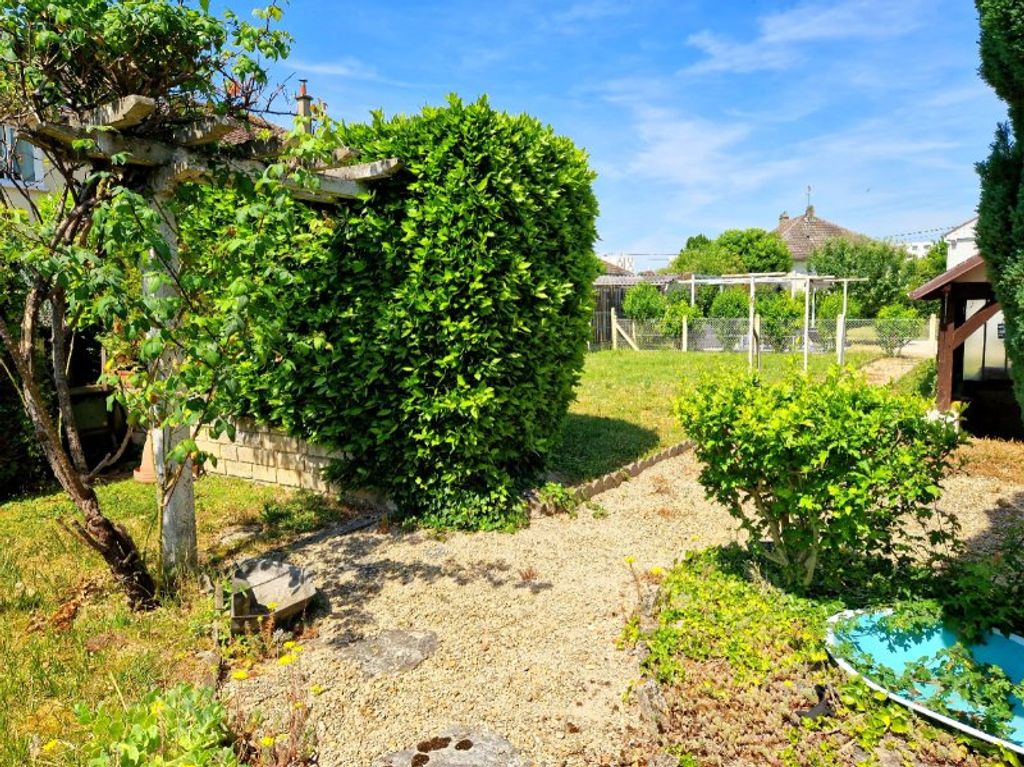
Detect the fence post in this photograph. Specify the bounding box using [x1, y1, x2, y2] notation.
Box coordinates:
[837, 313, 846, 366]
[682, 315, 688, 352]
[928, 313, 938, 344]
[611, 307, 618, 350]
[802, 278, 811, 372]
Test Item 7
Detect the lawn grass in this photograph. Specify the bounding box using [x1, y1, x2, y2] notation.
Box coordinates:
[0, 476, 350, 765]
[550, 349, 880, 483]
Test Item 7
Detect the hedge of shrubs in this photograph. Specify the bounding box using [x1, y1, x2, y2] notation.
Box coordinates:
[191, 96, 599, 529]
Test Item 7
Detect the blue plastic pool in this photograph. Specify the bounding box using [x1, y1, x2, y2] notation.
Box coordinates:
[826, 609, 1024, 754]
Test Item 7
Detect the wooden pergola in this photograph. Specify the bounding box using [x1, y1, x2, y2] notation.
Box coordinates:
[909, 254, 1002, 410]
[16, 93, 401, 573]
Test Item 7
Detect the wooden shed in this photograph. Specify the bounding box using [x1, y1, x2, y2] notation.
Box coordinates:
[910, 255, 1019, 436]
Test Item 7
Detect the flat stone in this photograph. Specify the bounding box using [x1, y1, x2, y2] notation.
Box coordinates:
[217, 524, 262, 548]
[635, 679, 667, 732]
[372, 727, 527, 767]
[339, 629, 438, 676]
[648, 752, 678, 767]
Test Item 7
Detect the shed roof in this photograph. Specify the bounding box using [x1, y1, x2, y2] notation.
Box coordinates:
[909, 254, 987, 301]
[594, 273, 686, 288]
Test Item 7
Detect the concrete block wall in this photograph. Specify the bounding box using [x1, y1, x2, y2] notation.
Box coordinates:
[195, 419, 342, 494]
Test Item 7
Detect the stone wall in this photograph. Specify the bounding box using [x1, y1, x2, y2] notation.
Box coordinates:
[195, 419, 341, 494]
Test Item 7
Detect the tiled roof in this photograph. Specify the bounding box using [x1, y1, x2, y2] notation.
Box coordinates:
[774, 205, 867, 263]
[220, 114, 289, 146]
[599, 258, 631, 275]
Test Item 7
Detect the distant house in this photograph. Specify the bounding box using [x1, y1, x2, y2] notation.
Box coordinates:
[599, 257, 632, 275]
[1, 123, 53, 212]
[774, 205, 867, 273]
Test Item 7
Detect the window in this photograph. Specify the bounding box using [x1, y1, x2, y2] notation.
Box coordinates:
[1, 126, 37, 183]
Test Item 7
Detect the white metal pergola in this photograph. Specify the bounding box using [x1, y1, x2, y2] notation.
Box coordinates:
[680, 271, 868, 371]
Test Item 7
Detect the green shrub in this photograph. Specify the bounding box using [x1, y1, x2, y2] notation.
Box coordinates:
[75, 684, 239, 767]
[622, 283, 667, 321]
[756, 290, 802, 352]
[816, 291, 862, 352]
[709, 288, 749, 318]
[659, 293, 701, 338]
[876, 304, 920, 356]
[675, 369, 964, 591]
[219, 96, 599, 529]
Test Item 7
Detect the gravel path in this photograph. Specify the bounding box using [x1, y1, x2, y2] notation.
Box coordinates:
[223, 442, 1023, 767]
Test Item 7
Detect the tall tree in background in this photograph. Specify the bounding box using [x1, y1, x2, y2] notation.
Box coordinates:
[807, 237, 911, 317]
[975, 0, 1024, 416]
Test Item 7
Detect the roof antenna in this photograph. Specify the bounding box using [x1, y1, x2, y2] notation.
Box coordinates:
[806, 184, 812, 209]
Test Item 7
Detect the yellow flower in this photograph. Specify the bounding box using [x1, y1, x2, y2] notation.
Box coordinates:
[260, 735, 275, 748]
[267, 602, 279, 610]
[690, 535, 699, 542]
[623, 555, 636, 566]
[277, 653, 298, 666]
[648, 566, 666, 577]
[41, 740, 58, 753]
[231, 669, 250, 681]
[150, 700, 166, 716]
[310, 684, 325, 695]
[275, 733, 289, 743]
[282, 640, 297, 649]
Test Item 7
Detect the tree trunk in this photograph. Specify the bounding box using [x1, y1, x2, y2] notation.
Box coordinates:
[3, 325, 158, 611]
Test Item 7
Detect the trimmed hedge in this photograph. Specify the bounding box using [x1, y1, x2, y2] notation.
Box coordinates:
[227, 96, 600, 528]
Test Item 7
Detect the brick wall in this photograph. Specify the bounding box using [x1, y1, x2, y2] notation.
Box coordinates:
[195, 419, 341, 494]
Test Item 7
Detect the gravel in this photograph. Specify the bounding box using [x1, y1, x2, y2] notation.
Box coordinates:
[222, 442, 1023, 767]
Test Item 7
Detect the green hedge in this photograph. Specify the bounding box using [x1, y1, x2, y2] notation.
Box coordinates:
[220, 96, 599, 528]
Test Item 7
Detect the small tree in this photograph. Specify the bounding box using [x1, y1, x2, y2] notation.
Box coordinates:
[808, 237, 913, 317]
[668, 240, 743, 276]
[676, 369, 963, 591]
[622, 283, 667, 321]
[0, 0, 293, 607]
[876, 304, 920, 356]
[715, 228, 792, 273]
[710, 288, 749, 318]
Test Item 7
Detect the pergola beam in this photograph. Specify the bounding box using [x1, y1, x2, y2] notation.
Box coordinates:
[78, 95, 156, 130]
[323, 157, 401, 182]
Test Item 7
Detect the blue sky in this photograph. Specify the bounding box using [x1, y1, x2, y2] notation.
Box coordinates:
[257, 0, 1004, 271]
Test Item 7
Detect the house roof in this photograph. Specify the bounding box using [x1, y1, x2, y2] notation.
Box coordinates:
[774, 205, 867, 263]
[599, 258, 631, 275]
[909, 254, 987, 301]
[943, 215, 979, 240]
[595, 273, 687, 288]
[220, 114, 289, 146]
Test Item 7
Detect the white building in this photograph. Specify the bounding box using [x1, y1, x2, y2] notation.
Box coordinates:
[902, 240, 936, 259]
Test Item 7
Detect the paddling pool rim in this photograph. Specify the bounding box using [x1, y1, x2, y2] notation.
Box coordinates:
[825, 608, 1024, 756]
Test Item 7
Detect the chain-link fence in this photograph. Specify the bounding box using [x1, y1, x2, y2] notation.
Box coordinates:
[589, 311, 933, 356]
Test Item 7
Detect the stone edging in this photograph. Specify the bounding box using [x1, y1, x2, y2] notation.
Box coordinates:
[528, 440, 693, 517]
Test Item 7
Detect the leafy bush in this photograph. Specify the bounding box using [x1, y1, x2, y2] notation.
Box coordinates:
[876, 304, 920, 356]
[218, 96, 599, 529]
[659, 298, 701, 338]
[675, 369, 964, 591]
[709, 288, 749, 318]
[622, 283, 667, 321]
[75, 684, 239, 767]
[756, 290, 802, 352]
[816, 291, 862, 351]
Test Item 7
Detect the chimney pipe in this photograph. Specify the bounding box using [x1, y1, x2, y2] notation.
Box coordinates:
[805, 204, 815, 221]
[296, 79, 313, 134]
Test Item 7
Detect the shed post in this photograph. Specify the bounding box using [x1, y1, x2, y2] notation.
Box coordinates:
[611, 306, 618, 350]
[682, 315, 688, 352]
[837, 313, 846, 366]
[690, 274, 696, 306]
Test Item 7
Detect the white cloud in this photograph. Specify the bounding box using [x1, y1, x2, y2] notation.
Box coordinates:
[685, 0, 925, 75]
